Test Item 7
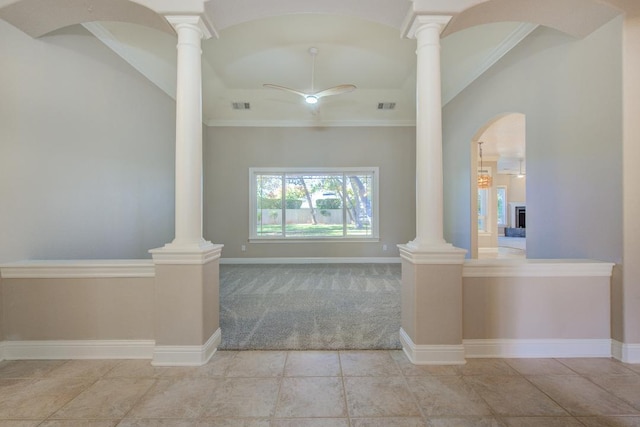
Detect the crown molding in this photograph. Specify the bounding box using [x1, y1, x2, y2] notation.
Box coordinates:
[205, 118, 416, 128]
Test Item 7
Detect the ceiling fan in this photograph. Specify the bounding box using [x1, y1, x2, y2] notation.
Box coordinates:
[263, 47, 356, 105]
[504, 158, 526, 178]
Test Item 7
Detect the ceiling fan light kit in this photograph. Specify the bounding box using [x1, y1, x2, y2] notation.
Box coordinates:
[264, 47, 356, 106]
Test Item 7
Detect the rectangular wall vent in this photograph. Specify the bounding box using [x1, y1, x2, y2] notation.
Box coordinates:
[377, 102, 396, 110]
[232, 102, 251, 110]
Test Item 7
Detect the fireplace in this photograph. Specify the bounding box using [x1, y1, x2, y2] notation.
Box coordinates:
[515, 206, 526, 228]
[506, 203, 526, 237]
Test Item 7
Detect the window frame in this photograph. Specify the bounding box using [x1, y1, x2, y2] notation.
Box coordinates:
[477, 166, 492, 234]
[497, 185, 507, 228]
[249, 167, 380, 242]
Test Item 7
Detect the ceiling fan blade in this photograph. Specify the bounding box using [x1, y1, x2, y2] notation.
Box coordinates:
[314, 84, 357, 99]
[263, 84, 307, 98]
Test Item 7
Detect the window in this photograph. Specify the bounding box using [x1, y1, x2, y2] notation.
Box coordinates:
[250, 168, 379, 240]
[477, 166, 491, 233]
[497, 186, 507, 227]
[478, 188, 489, 233]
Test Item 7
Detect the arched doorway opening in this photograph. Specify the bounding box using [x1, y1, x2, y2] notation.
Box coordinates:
[470, 113, 526, 259]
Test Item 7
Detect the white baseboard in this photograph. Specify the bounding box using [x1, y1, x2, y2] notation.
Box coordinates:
[612, 340, 640, 363]
[464, 338, 612, 358]
[221, 257, 401, 264]
[1, 339, 155, 360]
[152, 328, 221, 367]
[399, 328, 466, 365]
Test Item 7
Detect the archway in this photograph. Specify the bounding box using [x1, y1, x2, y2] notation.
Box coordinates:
[470, 113, 526, 259]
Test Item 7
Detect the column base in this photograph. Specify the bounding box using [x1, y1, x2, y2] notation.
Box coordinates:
[400, 328, 466, 365]
[152, 328, 221, 366]
[398, 243, 467, 264]
[151, 243, 223, 366]
[612, 340, 640, 363]
[398, 243, 466, 365]
[150, 241, 222, 264]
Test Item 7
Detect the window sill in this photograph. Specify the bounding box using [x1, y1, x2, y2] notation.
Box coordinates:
[249, 238, 380, 244]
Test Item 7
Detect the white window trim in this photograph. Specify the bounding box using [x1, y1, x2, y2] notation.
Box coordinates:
[477, 166, 492, 234]
[249, 167, 380, 241]
[497, 185, 507, 228]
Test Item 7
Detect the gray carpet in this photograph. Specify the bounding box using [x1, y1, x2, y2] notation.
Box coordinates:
[219, 263, 402, 350]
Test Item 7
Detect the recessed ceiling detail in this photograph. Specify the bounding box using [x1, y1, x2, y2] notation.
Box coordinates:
[84, 14, 543, 127]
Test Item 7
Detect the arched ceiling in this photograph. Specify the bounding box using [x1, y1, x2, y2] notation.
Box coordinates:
[477, 113, 526, 174]
[442, 0, 623, 38]
[0, 0, 630, 129]
[0, 0, 172, 37]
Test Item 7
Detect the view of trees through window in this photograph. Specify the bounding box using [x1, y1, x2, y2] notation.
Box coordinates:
[251, 169, 377, 239]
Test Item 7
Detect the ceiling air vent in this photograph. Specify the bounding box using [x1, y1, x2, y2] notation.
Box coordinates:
[377, 102, 396, 110]
[232, 102, 251, 110]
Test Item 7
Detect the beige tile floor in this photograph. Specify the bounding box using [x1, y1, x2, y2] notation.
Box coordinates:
[0, 351, 639, 426]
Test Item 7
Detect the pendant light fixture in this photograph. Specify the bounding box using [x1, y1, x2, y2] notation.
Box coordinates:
[517, 159, 525, 178]
[477, 141, 492, 189]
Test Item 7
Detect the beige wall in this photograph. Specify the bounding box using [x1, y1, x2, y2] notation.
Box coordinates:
[2, 277, 154, 341]
[0, 22, 176, 263]
[0, 278, 4, 341]
[153, 260, 220, 347]
[463, 275, 610, 340]
[204, 126, 416, 258]
[443, 18, 623, 263]
[402, 261, 463, 345]
[0, 262, 611, 349]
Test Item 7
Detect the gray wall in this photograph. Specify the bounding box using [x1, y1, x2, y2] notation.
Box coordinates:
[443, 18, 623, 262]
[0, 21, 176, 262]
[0, 278, 3, 342]
[204, 126, 416, 258]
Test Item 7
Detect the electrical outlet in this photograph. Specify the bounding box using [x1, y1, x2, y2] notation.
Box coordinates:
[382, 244, 388, 251]
[241, 245, 246, 252]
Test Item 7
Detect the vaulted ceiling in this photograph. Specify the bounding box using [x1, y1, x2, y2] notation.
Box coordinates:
[0, 0, 630, 173]
[82, 16, 538, 128]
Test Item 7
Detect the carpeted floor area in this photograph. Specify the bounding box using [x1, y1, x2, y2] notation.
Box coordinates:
[219, 263, 402, 350]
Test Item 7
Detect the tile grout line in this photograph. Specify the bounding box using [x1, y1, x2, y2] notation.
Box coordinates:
[38, 360, 106, 424]
[394, 349, 431, 424]
[337, 350, 353, 427]
[270, 350, 289, 424]
[513, 359, 633, 421]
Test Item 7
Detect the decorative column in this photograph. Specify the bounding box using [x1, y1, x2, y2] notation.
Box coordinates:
[150, 15, 223, 366]
[398, 14, 467, 365]
[410, 16, 455, 251]
[169, 15, 209, 250]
